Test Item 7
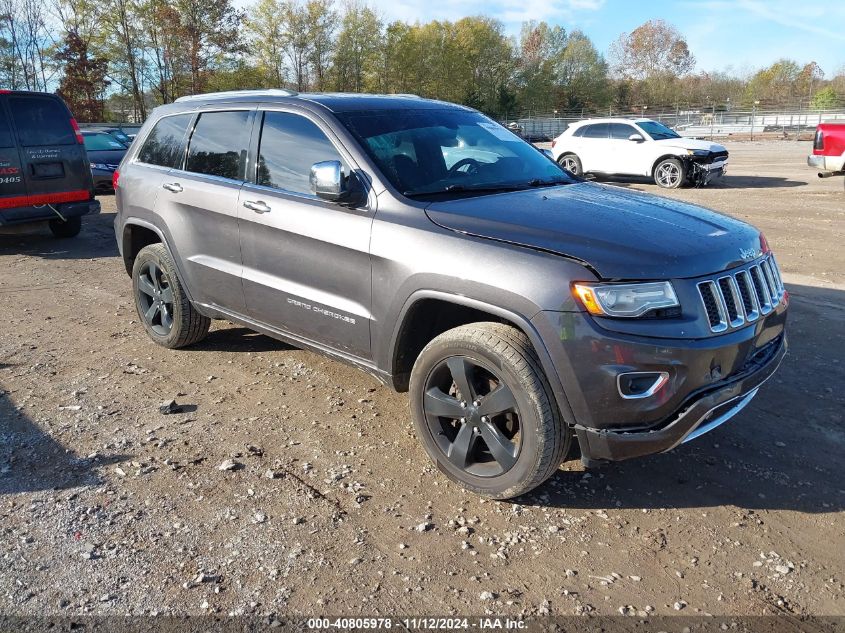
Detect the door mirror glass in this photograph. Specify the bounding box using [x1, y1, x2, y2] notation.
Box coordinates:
[628, 133, 645, 142]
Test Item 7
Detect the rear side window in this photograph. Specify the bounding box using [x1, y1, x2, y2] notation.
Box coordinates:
[582, 123, 609, 139]
[257, 111, 346, 195]
[185, 110, 251, 180]
[138, 114, 192, 168]
[609, 123, 637, 139]
[0, 104, 14, 148]
[8, 96, 75, 146]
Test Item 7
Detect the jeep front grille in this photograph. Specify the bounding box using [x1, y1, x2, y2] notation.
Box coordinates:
[697, 255, 785, 333]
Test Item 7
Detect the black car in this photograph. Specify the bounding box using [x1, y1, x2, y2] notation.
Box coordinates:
[0, 90, 99, 237]
[82, 131, 128, 193]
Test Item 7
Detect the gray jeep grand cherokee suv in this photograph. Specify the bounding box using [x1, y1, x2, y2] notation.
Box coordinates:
[114, 90, 787, 499]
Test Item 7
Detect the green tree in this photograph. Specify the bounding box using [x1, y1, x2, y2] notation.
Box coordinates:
[244, 0, 287, 87]
[332, 2, 382, 92]
[811, 86, 841, 110]
[173, 0, 243, 95]
[743, 59, 801, 108]
[306, 0, 337, 91]
[97, 0, 147, 119]
[516, 21, 566, 112]
[556, 30, 609, 110]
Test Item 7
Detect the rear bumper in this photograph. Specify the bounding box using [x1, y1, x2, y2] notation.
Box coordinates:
[808, 154, 845, 172]
[0, 199, 100, 226]
[574, 334, 786, 462]
[808, 155, 825, 169]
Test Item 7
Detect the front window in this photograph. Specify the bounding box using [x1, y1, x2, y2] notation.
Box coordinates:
[637, 120, 681, 140]
[336, 109, 573, 198]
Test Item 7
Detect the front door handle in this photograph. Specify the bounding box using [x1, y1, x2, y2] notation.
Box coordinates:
[243, 200, 271, 213]
[162, 182, 183, 193]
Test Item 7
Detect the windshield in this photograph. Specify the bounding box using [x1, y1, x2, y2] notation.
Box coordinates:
[335, 109, 574, 198]
[83, 133, 127, 151]
[637, 120, 681, 140]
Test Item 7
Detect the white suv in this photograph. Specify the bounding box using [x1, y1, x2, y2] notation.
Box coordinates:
[551, 118, 728, 189]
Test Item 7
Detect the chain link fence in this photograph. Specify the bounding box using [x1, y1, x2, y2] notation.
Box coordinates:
[501, 107, 845, 141]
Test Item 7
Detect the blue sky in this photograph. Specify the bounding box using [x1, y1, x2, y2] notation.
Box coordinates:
[361, 0, 845, 77]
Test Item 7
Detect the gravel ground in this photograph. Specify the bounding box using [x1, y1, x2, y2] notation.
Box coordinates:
[0, 141, 843, 619]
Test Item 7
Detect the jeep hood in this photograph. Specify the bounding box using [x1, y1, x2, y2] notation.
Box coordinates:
[424, 182, 761, 280]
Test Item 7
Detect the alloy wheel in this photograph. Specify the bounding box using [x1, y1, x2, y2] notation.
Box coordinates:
[137, 261, 174, 336]
[422, 355, 522, 477]
[656, 162, 682, 187]
[562, 156, 579, 174]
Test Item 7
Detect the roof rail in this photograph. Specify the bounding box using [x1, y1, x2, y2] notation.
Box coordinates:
[175, 89, 299, 103]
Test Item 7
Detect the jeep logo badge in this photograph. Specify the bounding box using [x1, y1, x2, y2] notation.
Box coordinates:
[739, 247, 757, 261]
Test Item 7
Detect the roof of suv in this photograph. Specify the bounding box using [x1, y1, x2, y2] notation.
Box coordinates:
[170, 90, 470, 113]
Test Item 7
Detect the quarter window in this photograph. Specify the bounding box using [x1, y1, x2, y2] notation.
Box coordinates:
[138, 114, 192, 168]
[257, 111, 346, 195]
[185, 111, 251, 180]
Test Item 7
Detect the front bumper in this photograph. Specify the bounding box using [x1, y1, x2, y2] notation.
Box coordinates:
[573, 334, 786, 462]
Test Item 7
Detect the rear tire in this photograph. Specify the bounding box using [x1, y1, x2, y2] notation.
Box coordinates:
[558, 153, 582, 177]
[409, 322, 570, 499]
[653, 157, 686, 188]
[48, 216, 81, 238]
[132, 243, 210, 349]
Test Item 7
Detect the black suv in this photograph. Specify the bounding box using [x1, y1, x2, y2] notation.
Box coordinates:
[114, 90, 787, 499]
[0, 90, 100, 237]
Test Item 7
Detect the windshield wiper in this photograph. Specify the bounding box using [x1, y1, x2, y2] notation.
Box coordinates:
[403, 183, 530, 197]
[527, 177, 573, 187]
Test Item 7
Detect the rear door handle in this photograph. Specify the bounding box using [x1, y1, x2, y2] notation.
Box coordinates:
[243, 200, 271, 213]
[162, 182, 183, 193]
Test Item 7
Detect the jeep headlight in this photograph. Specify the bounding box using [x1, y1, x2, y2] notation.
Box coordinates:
[572, 281, 679, 317]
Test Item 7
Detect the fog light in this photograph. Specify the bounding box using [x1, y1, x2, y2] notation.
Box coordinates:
[617, 371, 669, 399]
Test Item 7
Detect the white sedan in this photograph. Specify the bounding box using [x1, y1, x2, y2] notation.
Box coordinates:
[551, 118, 728, 189]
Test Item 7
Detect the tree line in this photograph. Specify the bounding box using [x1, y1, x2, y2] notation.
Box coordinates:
[2, 0, 843, 123]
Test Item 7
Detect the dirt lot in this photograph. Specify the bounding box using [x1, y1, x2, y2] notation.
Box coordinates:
[1, 141, 843, 619]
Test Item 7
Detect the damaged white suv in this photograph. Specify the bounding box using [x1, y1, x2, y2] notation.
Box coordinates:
[551, 118, 728, 189]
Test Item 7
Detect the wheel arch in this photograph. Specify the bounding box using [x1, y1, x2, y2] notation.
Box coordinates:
[387, 290, 577, 426]
[121, 219, 195, 303]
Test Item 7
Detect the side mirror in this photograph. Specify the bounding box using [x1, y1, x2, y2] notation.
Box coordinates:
[628, 133, 645, 142]
[310, 160, 346, 201]
[541, 148, 554, 160]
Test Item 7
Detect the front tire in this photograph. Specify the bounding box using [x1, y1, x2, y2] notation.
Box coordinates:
[654, 157, 686, 188]
[409, 323, 570, 499]
[132, 243, 210, 349]
[48, 216, 81, 238]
